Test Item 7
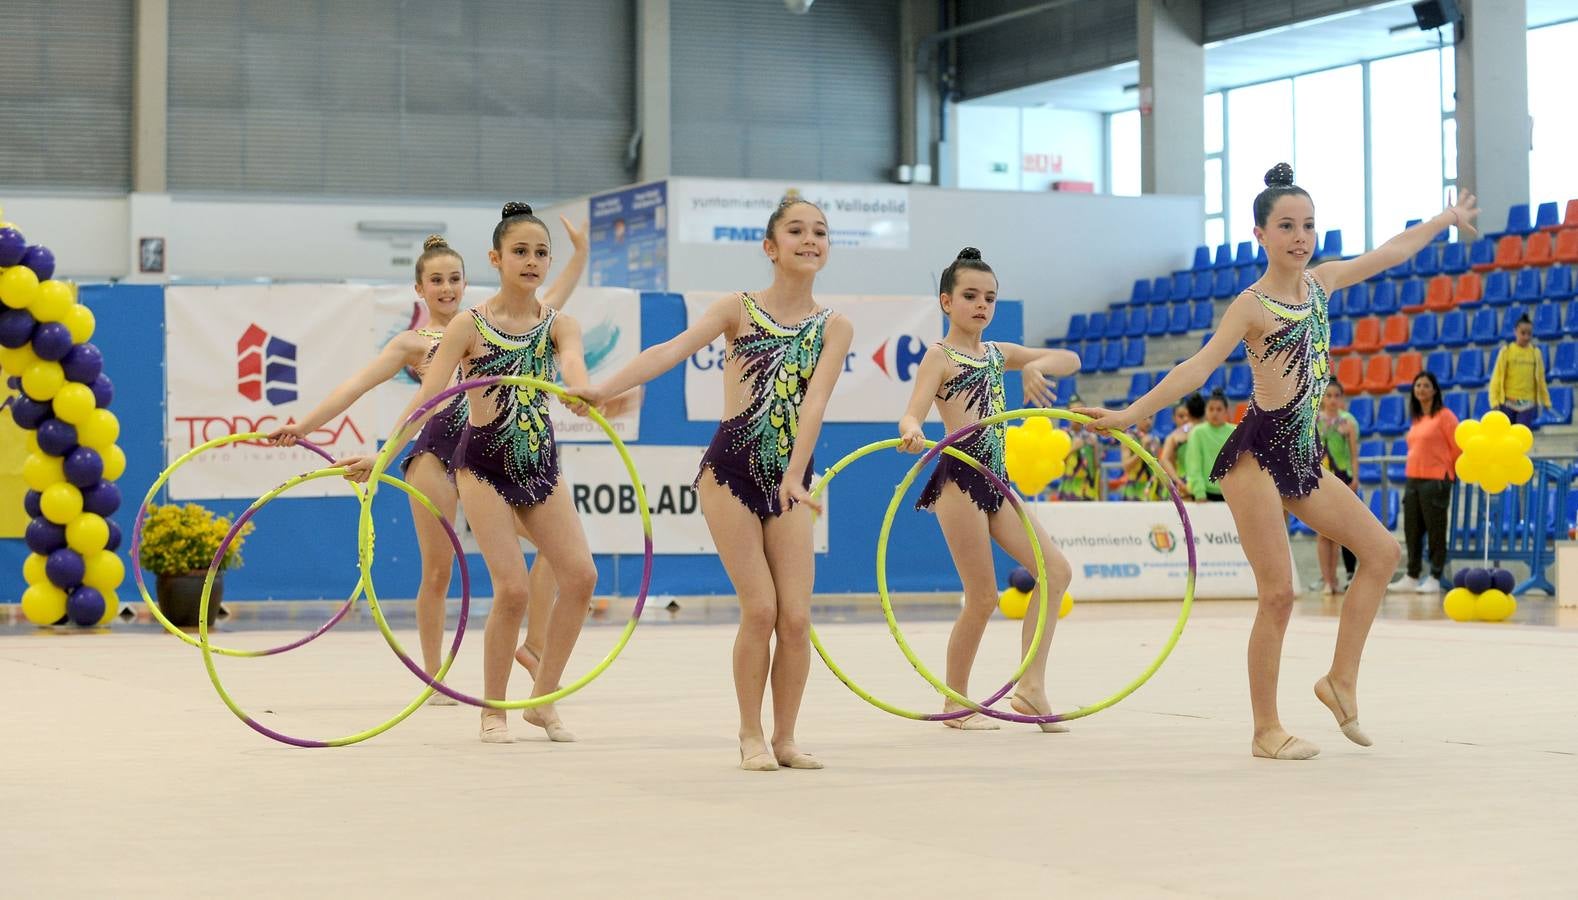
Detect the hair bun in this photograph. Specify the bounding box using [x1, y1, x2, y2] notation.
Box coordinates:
[501, 201, 533, 219]
[422, 234, 449, 251]
[1263, 163, 1295, 188]
[956, 247, 983, 261]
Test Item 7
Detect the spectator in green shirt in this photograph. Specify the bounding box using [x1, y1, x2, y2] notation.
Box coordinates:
[1183, 391, 1235, 501]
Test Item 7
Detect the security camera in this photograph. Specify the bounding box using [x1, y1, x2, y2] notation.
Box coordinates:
[785, 0, 814, 13]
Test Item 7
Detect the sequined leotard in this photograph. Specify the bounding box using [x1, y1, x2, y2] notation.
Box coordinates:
[917, 342, 1009, 514]
[402, 327, 468, 475]
[1209, 270, 1331, 498]
[452, 307, 561, 508]
[697, 293, 833, 519]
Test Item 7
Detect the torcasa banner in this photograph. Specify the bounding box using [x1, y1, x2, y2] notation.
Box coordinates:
[165, 285, 382, 499]
[682, 292, 942, 423]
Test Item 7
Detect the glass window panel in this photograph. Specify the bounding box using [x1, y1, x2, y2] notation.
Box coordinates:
[1369, 49, 1445, 245]
[1204, 92, 1224, 155]
[1226, 79, 1292, 242]
[1293, 65, 1366, 250]
[1205, 157, 1223, 215]
[1108, 108, 1141, 197]
[1529, 21, 1578, 208]
[1205, 216, 1226, 250]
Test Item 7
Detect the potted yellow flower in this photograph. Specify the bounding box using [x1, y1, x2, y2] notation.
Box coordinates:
[139, 503, 253, 627]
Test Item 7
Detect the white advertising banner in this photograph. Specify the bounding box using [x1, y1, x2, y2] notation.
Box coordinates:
[1029, 500, 1288, 600]
[683, 292, 941, 423]
[165, 284, 382, 499]
[367, 285, 643, 444]
[451, 445, 829, 556]
[670, 178, 910, 249]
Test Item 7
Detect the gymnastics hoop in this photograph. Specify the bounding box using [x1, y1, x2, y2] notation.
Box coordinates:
[195, 467, 472, 747]
[878, 408, 1195, 724]
[356, 375, 654, 709]
[805, 439, 1050, 721]
[132, 434, 360, 657]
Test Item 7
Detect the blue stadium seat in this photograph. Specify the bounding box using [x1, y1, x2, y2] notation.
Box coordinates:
[1546, 265, 1574, 301]
[1348, 395, 1374, 432]
[1535, 201, 1560, 231]
[1213, 243, 1234, 269]
[1126, 306, 1149, 338]
[1412, 245, 1440, 277]
[1386, 439, 1408, 483]
[1106, 310, 1128, 339]
[1425, 349, 1454, 387]
[1409, 313, 1439, 349]
[1469, 307, 1499, 345]
[1123, 337, 1147, 369]
[1438, 309, 1468, 347]
[1357, 440, 1385, 485]
[1151, 276, 1171, 305]
[1539, 386, 1574, 426]
[1400, 279, 1426, 311]
[1472, 390, 1493, 418]
[1202, 366, 1226, 394]
[1212, 268, 1236, 298]
[1130, 279, 1151, 304]
[1168, 303, 1191, 335]
[1057, 376, 1078, 400]
[1086, 312, 1107, 341]
[1443, 391, 1469, 421]
[1440, 241, 1469, 275]
[1101, 340, 1124, 372]
[1500, 305, 1529, 343]
[1234, 241, 1255, 267]
[1387, 255, 1413, 279]
[1329, 319, 1354, 353]
[1320, 229, 1343, 260]
[1513, 268, 1542, 303]
[1374, 394, 1408, 436]
[1256, 245, 1267, 266]
[1192, 245, 1212, 271]
[1369, 488, 1400, 530]
[1127, 371, 1154, 403]
[1370, 281, 1399, 316]
[1504, 203, 1533, 236]
[1066, 314, 1088, 342]
[1190, 300, 1214, 331]
[1342, 285, 1370, 318]
[1469, 237, 1496, 270]
[1234, 267, 1256, 294]
[1551, 342, 1578, 382]
[1225, 364, 1253, 400]
[1533, 303, 1562, 341]
[1147, 305, 1170, 337]
[1191, 272, 1213, 301]
[1170, 274, 1191, 302]
[1482, 269, 1512, 306]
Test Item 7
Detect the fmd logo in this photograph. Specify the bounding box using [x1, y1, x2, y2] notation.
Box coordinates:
[1084, 563, 1141, 578]
[712, 226, 768, 242]
[236, 324, 298, 406]
[870, 335, 928, 381]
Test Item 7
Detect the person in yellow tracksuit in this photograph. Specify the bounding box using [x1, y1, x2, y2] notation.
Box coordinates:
[1489, 313, 1551, 428]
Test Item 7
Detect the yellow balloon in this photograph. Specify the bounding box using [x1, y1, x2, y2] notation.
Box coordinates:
[1479, 476, 1509, 495]
[1047, 428, 1072, 457]
[1046, 460, 1066, 482]
[1453, 418, 1481, 445]
[21, 583, 68, 625]
[1464, 434, 1490, 457]
[102, 444, 126, 481]
[29, 280, 74, 323]
[1473, 588, 1516, 622]
[40, 482, 84, 525]
[1454, 453, 1483, 484]
[22, 452, 64, 492]
[97, 588, 120, 625]
[0, 344, 36, 375]
[77, 409, 120, 450]
[1508, 454, 1534, 485]
[998, 586, 1031, 619]
[51, 382, 95, 425]
[0, 265, 40, 310]
[1013, 475, 1047, 497]
[81, 550, 125, 592]
[65, 512, 109, 554]
[22, 430, 40, 456]
[1058, 590, 1074, 619]
[21, 360, 65, 401]
[1442, 587, 1476, 622]
[1024, 416, 1053, 434]
[61, 304, 95, 343]
[1509, 424, 1534, 454]
[1005, 427, 1028, 455]
[23, 553, 49, 587]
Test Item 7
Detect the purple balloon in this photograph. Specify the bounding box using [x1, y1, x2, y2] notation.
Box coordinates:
[36, 418, 78, 456]
[90, 373, 114, 408]
[45, 547, 86, 589]
[31, 322, 73, 361]
[1452, 569, 1468, 589]
[105, 518, 122, 553]
[0, 308, 37, 348]
[64, 446, 104, 487]
[9, 396, 50, 430]
[23, 490, 42, 518]
[0, 227, 24, 266]
[1008, 566, 1036, 593]
[25, 517, 67, 554]
[81, 481, 121, 517]
[67, 586, 105, 626]
[1491, 568, 1515, 594]
[5, 375, 18, 390]
[1464, 568, 1492, 594]
[21, 245, 55, 281]
[61, 342, 103, 384]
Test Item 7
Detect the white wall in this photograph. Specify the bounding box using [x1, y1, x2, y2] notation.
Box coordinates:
[954, 106, 1106, 194]
[664, 176, 1200, 343]
[0, 194, 128, 279]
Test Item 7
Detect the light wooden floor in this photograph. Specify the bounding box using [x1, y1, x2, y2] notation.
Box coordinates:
[5, 598, 1575, 899]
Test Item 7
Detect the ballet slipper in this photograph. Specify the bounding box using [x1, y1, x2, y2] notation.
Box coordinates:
[1010, 692, 1071, 734]
[773, 746, 824, 770]
[523, 708, 578, 743]
[942, 710, 1000, 731]
[1251, 734, 1320, 760]
[514, 644, 563, 692]
[425, 691, 459, 707]
[479, 714, 513, 744]
[1314, 675, 1372, 747]
[739, 746, 779, 772]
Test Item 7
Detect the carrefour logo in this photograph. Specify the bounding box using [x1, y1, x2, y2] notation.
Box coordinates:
[870, 335, 927, 381]
[236, 324, 298, 406]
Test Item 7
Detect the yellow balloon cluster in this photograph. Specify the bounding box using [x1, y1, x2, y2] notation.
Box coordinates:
[997, 586, 1074, 620]
[1453, 411, 1534, 495]
[2, 209, 123, 627]
[1442, 587, 1517, 623]
[1004, 417, 1073, 497]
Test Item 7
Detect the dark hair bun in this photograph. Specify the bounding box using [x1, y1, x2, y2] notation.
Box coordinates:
[501, 201, 534, 219]
[422, 234, 449, 251]
[1263, 163, 1295, 188]
[956, 247, 983, 261]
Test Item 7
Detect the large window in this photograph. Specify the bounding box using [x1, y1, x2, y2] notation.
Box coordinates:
[1529, 20, 1578, 208]
[1107, 108, 1141, 197]
[1225, 79, 1292, 240]
[1369, 47, 1453, 241]
[1293, 66, 1366, 251]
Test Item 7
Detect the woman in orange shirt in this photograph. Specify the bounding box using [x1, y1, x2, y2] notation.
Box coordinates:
[1390, 371, 1461, 594]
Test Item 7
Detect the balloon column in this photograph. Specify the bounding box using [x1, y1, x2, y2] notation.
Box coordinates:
[1004, 418, 1073, 497]
[1442, 567, 1518, 623]
[0, 208, 125, 626]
